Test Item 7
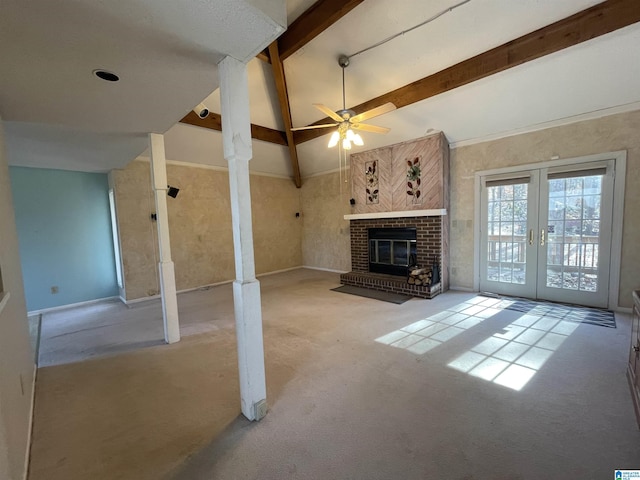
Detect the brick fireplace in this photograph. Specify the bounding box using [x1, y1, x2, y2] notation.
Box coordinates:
[339, 212, 448, 299]
[342, 133, 450, 299]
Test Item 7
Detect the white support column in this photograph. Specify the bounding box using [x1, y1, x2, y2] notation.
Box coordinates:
[219, 56, 267, 421]
[148, 133, 180, 344]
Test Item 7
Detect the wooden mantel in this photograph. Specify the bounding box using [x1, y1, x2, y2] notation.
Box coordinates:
[344, 209, 447, 220]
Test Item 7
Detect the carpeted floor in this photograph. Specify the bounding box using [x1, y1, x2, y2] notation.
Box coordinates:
[28, 269, 640, 480]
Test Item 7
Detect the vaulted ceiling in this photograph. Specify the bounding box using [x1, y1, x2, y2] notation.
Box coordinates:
[3, 0, 640, 185]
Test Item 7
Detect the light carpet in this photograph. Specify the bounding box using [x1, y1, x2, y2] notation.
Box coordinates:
[28, 269, 640, 480]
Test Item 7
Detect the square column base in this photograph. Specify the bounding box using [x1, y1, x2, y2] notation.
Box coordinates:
[159, 261, 180, 344]
[233, 279, 267, 421]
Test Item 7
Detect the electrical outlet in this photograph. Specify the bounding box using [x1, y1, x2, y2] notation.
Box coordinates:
[51, 286, 58, 294]
[254, 399, 268, 421]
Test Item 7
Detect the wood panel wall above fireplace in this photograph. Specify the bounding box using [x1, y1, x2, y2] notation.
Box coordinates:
[350, 132, 449, 214]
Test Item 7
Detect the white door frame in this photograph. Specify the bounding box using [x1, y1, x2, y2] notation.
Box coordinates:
[473, 150, 627, 310]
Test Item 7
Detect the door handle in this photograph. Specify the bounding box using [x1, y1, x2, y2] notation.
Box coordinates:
[540, 229, 545, 246]
[529, 229, 534, 246]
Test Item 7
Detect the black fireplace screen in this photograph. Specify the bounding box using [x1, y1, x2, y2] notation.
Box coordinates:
[368, 227, 417, 276]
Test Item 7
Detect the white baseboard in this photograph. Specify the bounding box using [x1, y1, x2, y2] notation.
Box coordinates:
[302, 265, 349, 274]
[257, 266, 302, 277]
[178, 280, 233, 294]
[448, 285, 476, 292]
[23, 362, 37, 480]
[122, 280, 234, 305]
[122, 266, 305, 305]
[121, 294, 160, 305]
[27, 296, 120, 316]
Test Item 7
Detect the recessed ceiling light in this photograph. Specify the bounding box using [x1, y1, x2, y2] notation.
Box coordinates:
[93, 70, 119, 82]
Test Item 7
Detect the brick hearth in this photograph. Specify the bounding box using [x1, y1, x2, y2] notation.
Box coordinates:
[340, 216, 447, 299]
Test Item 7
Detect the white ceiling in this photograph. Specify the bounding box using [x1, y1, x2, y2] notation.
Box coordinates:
[1, 0, 286, 171]
[4, 0, 640, 179]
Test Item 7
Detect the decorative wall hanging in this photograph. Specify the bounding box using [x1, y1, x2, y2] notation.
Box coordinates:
[406, 156, 422, 204]
[365, 160, 379, 204]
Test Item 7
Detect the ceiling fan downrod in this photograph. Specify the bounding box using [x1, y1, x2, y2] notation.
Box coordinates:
[338, 55, 350, 112]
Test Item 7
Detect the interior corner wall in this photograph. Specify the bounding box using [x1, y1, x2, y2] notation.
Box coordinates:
[449, 109, 640, 308]
[9, 167, 119, 311]
[0, 116, 35, 479]
[300, 170, 352, 272]
[112, 159, 302, 302]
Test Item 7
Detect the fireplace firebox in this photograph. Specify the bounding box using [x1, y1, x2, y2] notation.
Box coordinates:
[368, 227, 417, 276]
[340, 215, 446, 299]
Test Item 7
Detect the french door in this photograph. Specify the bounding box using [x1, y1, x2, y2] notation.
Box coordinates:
[479, 159, 615, 308]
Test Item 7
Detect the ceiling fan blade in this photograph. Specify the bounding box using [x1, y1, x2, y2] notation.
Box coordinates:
[313, 104, 345, 123]
[349, 102, 396, 124]
[351, 123, 390, 134]
[290, 123, 338, 131]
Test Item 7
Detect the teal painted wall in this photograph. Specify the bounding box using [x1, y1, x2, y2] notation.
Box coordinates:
[9, 167, 118, 311]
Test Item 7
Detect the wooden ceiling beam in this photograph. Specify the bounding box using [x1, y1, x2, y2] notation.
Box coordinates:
[256, 50, 270, 63]
[256, 0, 365, 63]
[180, 111, 288, 146]
[268, 41, 302, 187]
[294, 0, 640, 144]
[278, 0, 365, 61]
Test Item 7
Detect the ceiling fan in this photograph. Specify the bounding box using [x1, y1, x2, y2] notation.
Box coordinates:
[291, 55, 396, 150]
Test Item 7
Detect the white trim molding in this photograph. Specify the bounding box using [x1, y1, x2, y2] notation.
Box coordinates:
[27, 295, 119, 316]
[0, 291, 10, 316]
[344, 209, 447, 220]
[302, 266, 349, 274]
[256, 266, 302, 277]
[134, 156, 293, 180]
[23, 362, 37, 480]
[608, 151, 626, 310]
[449, 285, 475, 292]
[121, 267, 306, 305]
[451, 102, 640, 150]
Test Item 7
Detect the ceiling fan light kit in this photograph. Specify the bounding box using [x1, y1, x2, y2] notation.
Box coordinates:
[291, 54, 396, 150]
[328, 130, 340, 148]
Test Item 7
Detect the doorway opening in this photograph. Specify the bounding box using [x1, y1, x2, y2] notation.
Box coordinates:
[474, 152, 626, 309]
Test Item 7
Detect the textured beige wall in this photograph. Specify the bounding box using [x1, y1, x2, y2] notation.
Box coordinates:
[112, 160, 302, 301]
[0, 115, 35, 479]
[111, 161, 159, 300]
[249, 173, 303, 274]
[300, 171, 352, 272]
[449, 109, 640, 308]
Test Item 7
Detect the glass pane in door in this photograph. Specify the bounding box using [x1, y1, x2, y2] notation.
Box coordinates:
[545, 174, 602, 292]
[486, 183, 528, 284]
